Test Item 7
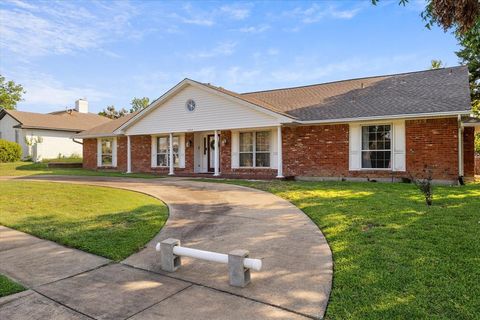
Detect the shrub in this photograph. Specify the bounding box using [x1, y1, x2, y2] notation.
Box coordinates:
[475, 132, 480, 155]
[411, 169, 434, 206]
[0, 139, 22, 163]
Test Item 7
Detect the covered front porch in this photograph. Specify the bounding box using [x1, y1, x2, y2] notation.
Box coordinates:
[125, 126, 284, 179]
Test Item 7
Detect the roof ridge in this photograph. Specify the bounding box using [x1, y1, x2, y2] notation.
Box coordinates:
[241, 65, 466, 95]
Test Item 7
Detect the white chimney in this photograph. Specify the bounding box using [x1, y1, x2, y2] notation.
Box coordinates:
[75, 99, 88, 113]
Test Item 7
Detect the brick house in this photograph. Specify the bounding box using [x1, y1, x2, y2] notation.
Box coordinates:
[77, 66, 478, 183]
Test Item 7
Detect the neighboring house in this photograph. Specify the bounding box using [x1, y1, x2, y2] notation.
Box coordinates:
[77, 66, 479, 183]
[0, 99, 110, 160]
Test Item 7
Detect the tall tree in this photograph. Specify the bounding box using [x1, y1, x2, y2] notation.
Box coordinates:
[98, 105, 128, 119]
[430, 59, 444, 69]
[372, 0, 480, 34]
[455, 20, 480, 116]
[129, 97, 150, 113]
[0, 75, 25, 110]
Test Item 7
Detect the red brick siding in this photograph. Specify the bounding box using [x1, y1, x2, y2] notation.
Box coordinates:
[82, 138, 97, 169]
[463, 127, 475, 178]
[405, 117, 459, 181]
[116, 136, 127, 172]
[131, 135, 152, 172]
[283, 124, 349, 177]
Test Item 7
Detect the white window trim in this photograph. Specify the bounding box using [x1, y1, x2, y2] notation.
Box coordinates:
[97, 137, 117, 167]
[151, 134, 184, 168]
[360, 124, 393, 171]
[238, 130, 272, 169]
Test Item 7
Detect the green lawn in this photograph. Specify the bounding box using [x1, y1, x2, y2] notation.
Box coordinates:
[209, 179, 480, 319]
[0, 275, 25, 298]
[0, 181, 168, 261]
[0, 161, 157, 178]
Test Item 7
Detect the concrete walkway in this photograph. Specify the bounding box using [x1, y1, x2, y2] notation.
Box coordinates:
[0, 176, 332, 319]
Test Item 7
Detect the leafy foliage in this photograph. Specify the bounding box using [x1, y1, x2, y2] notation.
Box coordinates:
[411, 170, 434, 206]
[372, 0, 480, 34]
[0, 75, 25, 110]
[98, 105, 128, 119]
[98, 97, 149, 119]
[430, 59, 444, 69]
[455, 20, 480, 116]
[0, 139, 22, 163]
[129, 97, 150, 113]
[475, 133, 480, 154]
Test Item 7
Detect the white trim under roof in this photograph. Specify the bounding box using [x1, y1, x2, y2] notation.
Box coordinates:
[115, 78, 295, 135]
[296, 110, 471, 125]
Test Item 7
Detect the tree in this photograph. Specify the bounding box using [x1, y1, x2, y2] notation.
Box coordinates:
[130, 97, 150, 113]
[0, 75, 25, 110]
[98, 105, 128, 119]
[371, 0, 480, 34]
[455, 20, 480, 116]
[430, 59, 444, 69]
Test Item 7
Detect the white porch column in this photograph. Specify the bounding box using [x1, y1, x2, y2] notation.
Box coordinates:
[276, 125, 284, 178]
[127, 135, 131, 173]
[169, 133, 174, 175]
[214, 130, 220, 176]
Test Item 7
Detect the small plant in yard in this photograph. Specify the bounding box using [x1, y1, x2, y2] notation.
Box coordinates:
[411, 169, 434, 206]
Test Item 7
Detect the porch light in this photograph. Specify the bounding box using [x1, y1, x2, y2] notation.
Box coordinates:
[221, 138, 228, 146]
[186, 140, 192, 148]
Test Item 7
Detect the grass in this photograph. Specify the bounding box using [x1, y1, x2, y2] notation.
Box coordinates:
[204, 179, 480, 319]
[0, 275, 26, 298]
[0, 181, 168, 261]
[41, 157, 83, 163]
[0, 161, 157, 178]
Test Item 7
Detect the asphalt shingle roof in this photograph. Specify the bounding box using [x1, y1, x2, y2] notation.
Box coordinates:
[241, 66, 471, 121]
[0, 109, 111, 132]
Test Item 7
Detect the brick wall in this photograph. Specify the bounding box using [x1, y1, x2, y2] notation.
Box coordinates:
[82, 138, 97, 169]
[463, 127, 475, 178]
[405, 117, 459, 181]
[282, 124, 349, 177]
[117, 136, 127, 172]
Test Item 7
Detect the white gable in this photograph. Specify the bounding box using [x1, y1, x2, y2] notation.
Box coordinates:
[125, 85, 283, 135]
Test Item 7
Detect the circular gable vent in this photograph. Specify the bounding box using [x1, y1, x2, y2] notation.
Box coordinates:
[186, 99, 196, 112]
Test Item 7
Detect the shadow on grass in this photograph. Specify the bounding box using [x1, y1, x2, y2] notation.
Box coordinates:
[220, 179, 480, 319]
[4, 205, 167, 261]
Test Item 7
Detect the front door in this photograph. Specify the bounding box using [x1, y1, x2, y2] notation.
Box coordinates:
[207, 134, 220, 172]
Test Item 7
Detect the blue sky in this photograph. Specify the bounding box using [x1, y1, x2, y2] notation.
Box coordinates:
[0, 0, 460, 113]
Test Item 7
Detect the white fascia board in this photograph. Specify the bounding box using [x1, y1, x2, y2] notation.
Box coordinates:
[75, 133, 123, 139]
[114, 79, 295, 135]
[295, 110, 471, 125]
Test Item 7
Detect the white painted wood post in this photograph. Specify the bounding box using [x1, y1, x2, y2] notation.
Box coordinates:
[276, 125, 283, 178]
[127, 135, 131, 173]
[214, 130, 220, 176]
[169, 133, 174, 176]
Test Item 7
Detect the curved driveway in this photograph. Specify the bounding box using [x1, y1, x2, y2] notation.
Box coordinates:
[3, 176, 332, 319]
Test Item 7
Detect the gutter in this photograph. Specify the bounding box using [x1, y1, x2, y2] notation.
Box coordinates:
[458, 114, 464, 184]
[72, 138, 83, 145]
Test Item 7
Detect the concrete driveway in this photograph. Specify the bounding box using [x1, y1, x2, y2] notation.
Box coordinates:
[0, 176, 332, 319]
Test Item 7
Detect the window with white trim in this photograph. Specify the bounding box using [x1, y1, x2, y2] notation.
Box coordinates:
[100, 138, 113, 166]
[361, 125, 392, 169]
[156, 136, 179, 167]
[239, 131, 270, 167]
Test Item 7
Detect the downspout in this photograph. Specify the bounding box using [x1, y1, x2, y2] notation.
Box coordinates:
[458, 115, 464, 185]
[72, 138, 83, 145]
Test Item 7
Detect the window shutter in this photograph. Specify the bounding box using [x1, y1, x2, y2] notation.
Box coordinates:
[112, 137, 117, 167]
[393, 120, 406, 171]
[97, 138, 102, 167]
[179, 134, 185, 168]
[349, 124, 361, 170]
[231, 131, 239, 168]
[151, 136, 156, 168]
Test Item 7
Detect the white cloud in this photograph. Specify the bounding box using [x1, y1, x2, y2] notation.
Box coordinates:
[6, 69, 111, 112]
[187, 42, 237, 59]
[220, 5, 250, 20]
[239, 24, 270, 33]
[0, 0, 139, 58]
[287, 3, 361, 24]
